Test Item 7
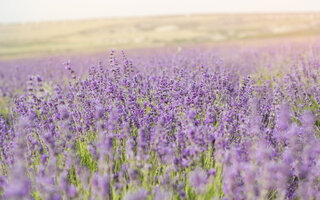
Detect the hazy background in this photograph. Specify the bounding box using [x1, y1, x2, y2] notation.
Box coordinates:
[0, 0, 320, 59]
[1, 0, 320, 23]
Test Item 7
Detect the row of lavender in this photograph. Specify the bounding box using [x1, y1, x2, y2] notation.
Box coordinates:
[0, 41, 320, 199]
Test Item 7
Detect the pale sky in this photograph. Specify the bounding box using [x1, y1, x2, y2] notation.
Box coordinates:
[0, 0, 320, 23]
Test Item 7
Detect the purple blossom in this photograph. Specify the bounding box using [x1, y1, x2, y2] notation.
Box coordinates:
[189, 167, 208, 193]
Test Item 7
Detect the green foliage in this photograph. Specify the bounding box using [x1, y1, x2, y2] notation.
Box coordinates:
[31, 191, 43, 200]
[76, 140, 98, 172]
[185, 183, 197, 200]
[208, 162, 224, 199]
[0, 96, 10, 121]
[68, 165, 80, 186]
[31, 151, 42, 173]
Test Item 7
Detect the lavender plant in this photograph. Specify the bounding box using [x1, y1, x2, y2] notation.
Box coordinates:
[0, 41, 320, 199]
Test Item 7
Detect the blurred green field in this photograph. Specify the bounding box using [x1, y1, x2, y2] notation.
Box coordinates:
[1, 13, 320, 59]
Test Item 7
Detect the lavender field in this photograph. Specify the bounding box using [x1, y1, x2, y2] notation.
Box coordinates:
[0, 40, 320, 199]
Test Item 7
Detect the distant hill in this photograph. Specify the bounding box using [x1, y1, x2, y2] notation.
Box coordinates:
[1, 13, 320, 59]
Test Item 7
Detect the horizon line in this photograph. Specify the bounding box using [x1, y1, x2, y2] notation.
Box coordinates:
[1, 11, 320, 25]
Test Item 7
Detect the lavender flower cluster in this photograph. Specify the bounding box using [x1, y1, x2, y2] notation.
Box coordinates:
[0, 43, 320, 199]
